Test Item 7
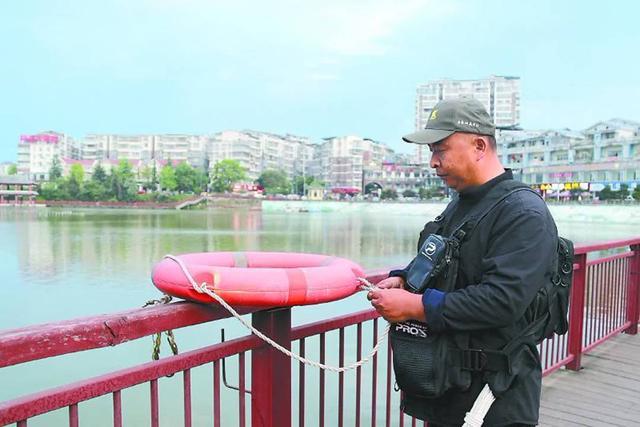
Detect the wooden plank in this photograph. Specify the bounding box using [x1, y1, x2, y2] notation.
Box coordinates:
[540, 333, 640, 426]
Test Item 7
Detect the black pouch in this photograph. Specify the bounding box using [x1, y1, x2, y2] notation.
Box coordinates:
[405, 234, 451, 293]
[390, 320, 470, 398]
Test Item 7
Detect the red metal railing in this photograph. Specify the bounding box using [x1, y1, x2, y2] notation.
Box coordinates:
[1, 239, 639, 427]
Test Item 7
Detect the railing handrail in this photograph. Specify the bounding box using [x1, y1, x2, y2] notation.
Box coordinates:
[574, 236, 640, 254]
[0, 270, 389, 370]
[0, 301, 261, 369]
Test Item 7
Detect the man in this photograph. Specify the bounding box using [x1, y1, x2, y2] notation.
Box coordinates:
[368, 98, 558, 426]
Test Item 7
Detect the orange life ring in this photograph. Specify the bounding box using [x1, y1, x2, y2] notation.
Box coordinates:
[152, 252, 365, 307]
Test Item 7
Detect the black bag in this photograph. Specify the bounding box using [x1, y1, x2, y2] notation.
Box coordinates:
[523, 236, 574, 342]
[390, 320, 470, 398]
[405, 234, 452, 293]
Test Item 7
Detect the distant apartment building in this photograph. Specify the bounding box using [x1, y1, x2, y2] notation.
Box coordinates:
[208, 131, 262, 179]
[499, 119, 640, 194]
[154, 134, 209, 169]
[103, 135, 144, 162]
[80, 134, 209, 167]
[19, 129, 316, 183]
[80, 134, 109, 161]
[363, 162, 442, 196]
[253, 131, 310, 181]
[414, 76, 521, 163]
[310, 136, 394, 192]
[207, 130, 312, 181]
[17, 132, 79, 181]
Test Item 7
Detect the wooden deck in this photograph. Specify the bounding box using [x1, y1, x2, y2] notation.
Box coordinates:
[540, 333, 640, 426]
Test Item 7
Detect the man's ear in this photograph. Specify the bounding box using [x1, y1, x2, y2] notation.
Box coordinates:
[473, 136, 488, 161]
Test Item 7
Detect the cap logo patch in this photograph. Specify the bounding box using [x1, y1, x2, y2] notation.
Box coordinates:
[457, 119, 479, 128]
[430, 109, 438, 120]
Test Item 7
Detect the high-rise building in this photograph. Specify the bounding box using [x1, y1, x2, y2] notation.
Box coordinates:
[17, 132, 79, 181]
[154, 134, 209, 169]
[310, 136, 394, 192]
[414, 76, 521, 163]
[207, 130, 313, 181]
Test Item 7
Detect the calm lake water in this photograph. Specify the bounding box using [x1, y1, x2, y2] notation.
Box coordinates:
[1, 201, 639, 426]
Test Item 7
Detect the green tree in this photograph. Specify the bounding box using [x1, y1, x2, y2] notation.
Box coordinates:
[140, 166, 153, 190]
[293, 176, 323, 195]
[80, 180, 107, 201]
[402, 189, 417, 198]
[7, 164, 17, 175]
[210, 159, 247, 193]
[38, 180, 69, 200]
[49, 156, 62, 180]
[159, 164, 177, 192]
[633, 186, 640, 201]
[175, 162, 201, 193]
[67, 164, 85, 198]
[598, 185, 614, 201]
[619, 184, 629, 200]
[381, 189, 398, 200]
[257, 169, 290, 195]
[193, 168, 208, 193]
[92, 163, 108, 185]
[293, 176, 305, 195]
[419, 187, 443, 200]
[139, 164, 160, 192]
[111, 160, 136, 201]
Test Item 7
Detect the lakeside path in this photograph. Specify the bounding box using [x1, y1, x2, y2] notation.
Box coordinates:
[539, 332, 640, 426]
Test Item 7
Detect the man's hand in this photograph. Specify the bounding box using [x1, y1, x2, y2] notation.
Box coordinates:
[367, 288, 426, 323]
[374, 276, 405, 289]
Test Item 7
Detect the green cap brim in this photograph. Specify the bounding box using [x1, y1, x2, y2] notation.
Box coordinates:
[402, 129, 455, 145]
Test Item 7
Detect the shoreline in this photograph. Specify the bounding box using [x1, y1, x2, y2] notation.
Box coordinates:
[0, 196, 636, 211]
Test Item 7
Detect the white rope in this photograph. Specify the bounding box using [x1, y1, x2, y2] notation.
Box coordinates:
[164, 255, 388, 373]
[462, 384, 496, 427]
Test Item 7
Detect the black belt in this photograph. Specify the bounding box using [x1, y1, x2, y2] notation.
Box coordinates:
[450, 348, 511, 373]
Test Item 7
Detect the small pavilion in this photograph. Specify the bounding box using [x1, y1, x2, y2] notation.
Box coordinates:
[0, 175, 38, 205]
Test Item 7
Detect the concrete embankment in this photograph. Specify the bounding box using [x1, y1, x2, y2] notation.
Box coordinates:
[263, 200, 640, 224]
[208, 196, 262, 210]
[36, 196, 262, 210]
[38, 200, 181, 209]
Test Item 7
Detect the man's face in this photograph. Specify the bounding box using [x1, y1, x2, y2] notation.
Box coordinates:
[428, 132, 479, 192]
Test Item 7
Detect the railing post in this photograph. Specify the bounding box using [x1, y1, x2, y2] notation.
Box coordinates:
[567, 253, 587, 371]
[251, 308, 292, 427]
[625, 244, 640, 335]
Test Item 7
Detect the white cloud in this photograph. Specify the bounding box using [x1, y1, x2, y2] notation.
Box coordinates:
[318, 0, 433, 56]
[293, 0, 457, 82]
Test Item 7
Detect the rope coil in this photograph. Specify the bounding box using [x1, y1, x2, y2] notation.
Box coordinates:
[143, 294, 179, 377]
[165, 254, 388, 373]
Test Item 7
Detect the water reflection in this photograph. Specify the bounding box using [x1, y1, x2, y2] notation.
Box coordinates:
[3, 204, 640, 294]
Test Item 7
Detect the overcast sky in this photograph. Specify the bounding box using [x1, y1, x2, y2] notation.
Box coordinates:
[1, 0, 639, 162]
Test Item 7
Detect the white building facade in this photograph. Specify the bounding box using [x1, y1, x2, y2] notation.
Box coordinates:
[310, 136, 394, 191]
[17, 132, 79, 181]
[499, 119, 640, 195]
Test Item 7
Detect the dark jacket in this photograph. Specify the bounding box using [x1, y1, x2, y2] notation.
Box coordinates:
[393, 171, 558, 426]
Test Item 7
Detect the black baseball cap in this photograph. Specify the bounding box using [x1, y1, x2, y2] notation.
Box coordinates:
[402, 98, 495, 145]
